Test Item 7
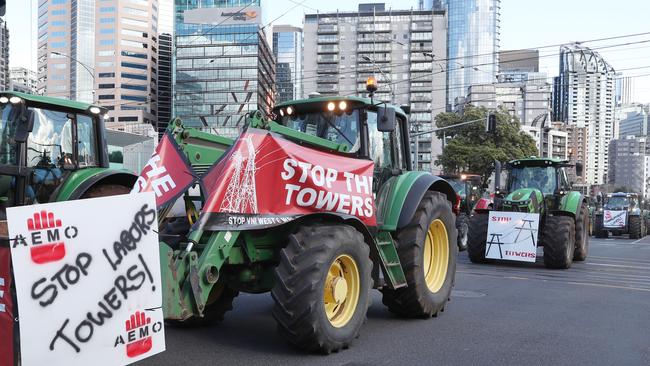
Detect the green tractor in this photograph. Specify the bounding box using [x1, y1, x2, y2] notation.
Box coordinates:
[467, 158, 589, 269]
[0, 91, 137, 237]
[157, 94, 459, 353]
[440, 173, 484, 252]
[594, 192, 646, 239]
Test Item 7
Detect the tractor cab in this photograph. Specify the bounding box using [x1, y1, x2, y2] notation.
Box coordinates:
[499, 158, 576, 214]
[0, 92, 115, 220]
[271, 96, 414, 188]
[603, 192, 638, 211]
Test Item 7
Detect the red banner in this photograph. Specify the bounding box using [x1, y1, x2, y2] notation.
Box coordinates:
[197, 129, 376, 230]
[132, 132, 197, 208]
[0, 245, 14, 366]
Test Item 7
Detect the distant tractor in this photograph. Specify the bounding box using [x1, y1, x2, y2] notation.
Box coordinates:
[467, 158, 589, 269]
[441, 173, 483, 251]
[0, 92, 137, 238]
[594, 192, 646, 239]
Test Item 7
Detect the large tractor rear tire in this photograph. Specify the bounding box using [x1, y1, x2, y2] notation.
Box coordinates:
[629, 215, 642, 239]
[456, 213, 469, 252]
[272, 224, 372, 353]
[381, 191, 456, 318]
[467, 213, 489, 263]
[594, 215, 608, 238]
[574, 204, 589, 261]
[542, 215, 575, 269]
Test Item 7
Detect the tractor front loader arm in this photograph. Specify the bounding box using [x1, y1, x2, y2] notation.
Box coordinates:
[161, 229, 240, 320]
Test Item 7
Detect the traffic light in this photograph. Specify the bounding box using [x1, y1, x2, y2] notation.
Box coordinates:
[486, 113, 497, 133]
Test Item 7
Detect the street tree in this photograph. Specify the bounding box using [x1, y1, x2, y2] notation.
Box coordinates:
[434, 105, 538, 186]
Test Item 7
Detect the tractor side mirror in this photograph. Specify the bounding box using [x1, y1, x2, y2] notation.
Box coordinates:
[377, 106, 396, 132]
[575, 162, 584, 177]
[14, 107, 34, 143]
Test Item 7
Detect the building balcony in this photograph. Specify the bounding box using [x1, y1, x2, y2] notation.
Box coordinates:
[317, 83, 339, 93]
[356, 24, 391, 33]
[317, 66, 339, 74]
[317, 25, 339, 34]
[357, 35, 390, 43]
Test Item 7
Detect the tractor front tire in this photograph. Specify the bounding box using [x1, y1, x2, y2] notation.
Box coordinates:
[574, 204, 589, 261]
[467, 213, 489, 263]
[272, 224, 372, 353]
[381, 191, 456, 318]
[629, 215, 642, 239]
[542, 215, 575, 269]
[456, 214, 469, 252]
[594, 215, 608, 238]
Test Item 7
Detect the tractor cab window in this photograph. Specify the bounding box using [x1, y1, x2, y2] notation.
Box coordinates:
[559, 168, 571, 190]
[28, 108, 73, 169]
[0, 102, 20, 165]
[509, 166, 557, 195]
[366, 110, 394, 169]
[393, 116, 405, 169]
[76, 114, 97, 167]
[606, 196, 629, 207]
[278, 110, 360, 152]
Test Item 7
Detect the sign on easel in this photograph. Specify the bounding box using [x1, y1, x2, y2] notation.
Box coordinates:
[486, 212, 540, 263]
[7, 192, 165, 366]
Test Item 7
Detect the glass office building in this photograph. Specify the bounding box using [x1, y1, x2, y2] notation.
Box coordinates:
[272, 25, 302, 103]
[174, 0, 275, 137]
[426, 0, 500, 110]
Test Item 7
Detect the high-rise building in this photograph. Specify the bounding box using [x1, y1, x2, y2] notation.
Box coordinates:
[9, 67, 38, 94]
[0, 18, 8, 90]
[272, 25, 302, 103]
[302, 5, 448, 172]
[615, 75, 634, 106]
[618, 104, 650, 138]
[174, 0, 275, 138]
[157, 0, 174, 136]
[607, 136, 650, 194]
[553, 44, 616, 185]
[431, 0, 500, 110]
[37, 0, 96, 103]
[96, 0, 159, 136]
[497, 49, 540, 83]
[521, 121, 568, 160]
[457, 78, 551, 126]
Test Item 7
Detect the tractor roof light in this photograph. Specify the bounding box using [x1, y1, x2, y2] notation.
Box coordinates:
[327, 102, 336, 112]
[0, 96, 8, 104]
[461, 174, 467, 180]
[338, 101, 347, 111]
[89, 106, 101, 114]
[286, 106, 294, 115]
[9, 96, 22, 104]
[279, 109, 285, 117]
[366, 76, 378, 94]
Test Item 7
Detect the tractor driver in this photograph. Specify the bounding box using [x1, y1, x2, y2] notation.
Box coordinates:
[531, 168, 554, 194]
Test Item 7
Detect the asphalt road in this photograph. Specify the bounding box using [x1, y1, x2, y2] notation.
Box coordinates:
[139, 236, 650, 366]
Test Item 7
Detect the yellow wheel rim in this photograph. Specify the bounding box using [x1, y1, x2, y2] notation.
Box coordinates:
[423, 219, 449, 293]
[323, 254, 360, 328]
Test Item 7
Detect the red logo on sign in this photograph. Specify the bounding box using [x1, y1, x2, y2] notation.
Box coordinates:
[27, 211, 65, 264]
[491, 216, 511, 222]
[125, 311, 153, 358]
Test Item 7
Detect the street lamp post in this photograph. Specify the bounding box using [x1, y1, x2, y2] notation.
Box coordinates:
[51, 51, 95, 102]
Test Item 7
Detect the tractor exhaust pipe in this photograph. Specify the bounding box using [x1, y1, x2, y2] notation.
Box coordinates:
[494, 160, 501, 192]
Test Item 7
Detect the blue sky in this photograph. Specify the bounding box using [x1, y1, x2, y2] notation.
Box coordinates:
[5, 0, 650, 102]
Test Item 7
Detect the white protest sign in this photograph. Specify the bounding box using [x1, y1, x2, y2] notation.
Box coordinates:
[603, 210, 626, 228]
[486, 211, 540, 263]
[7, 192, 165, 366]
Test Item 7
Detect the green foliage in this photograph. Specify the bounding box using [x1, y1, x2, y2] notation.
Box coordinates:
[434, 105, 538, 185]
[109, 150, 123, 164]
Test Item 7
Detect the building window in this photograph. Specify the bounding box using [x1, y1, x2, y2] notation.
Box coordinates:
[98, 94, 114, 100]
[121, 39, 146, 48]
[121, 50, 147, 59]
[51, 31, 66, 37]
[100, 28, 115, 34]
[122, 95, 147, 102]
[118, 116, 139, 122]
[100, 39, 115, 46]
[98, 72, 116, 78]
[121, 62, 147, 70]
[98, 50, 115, 56]
[100, 17, 115, 24]
[98, 83, 115, 89]
[121, 73, 147, 80]
[50, 41, 66, 48]
[121, 28, 146, 37]
[51, 9, 66, 15]
[121, 84, 147, 91]
[99, 6, 115, 12]
[52, 0, 66, 4]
